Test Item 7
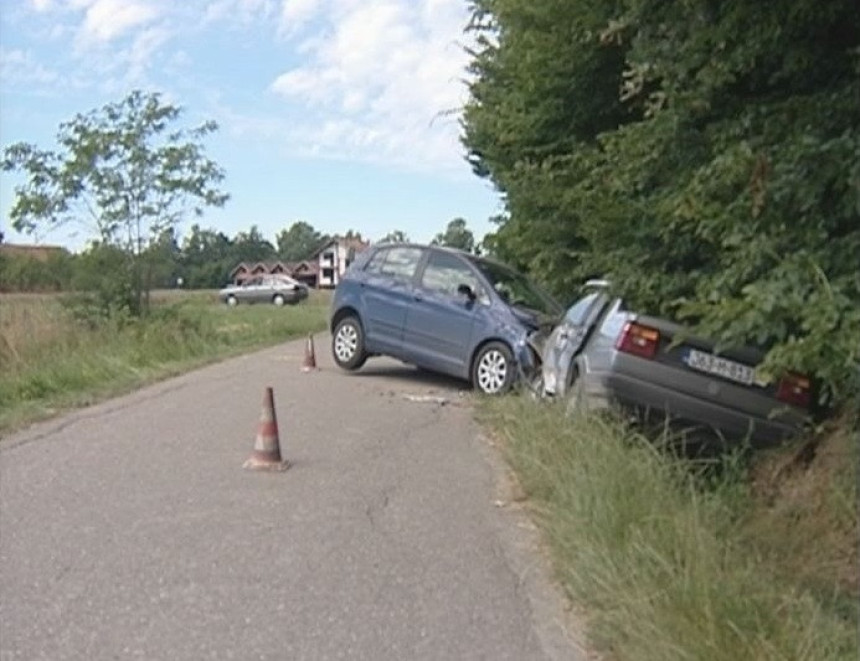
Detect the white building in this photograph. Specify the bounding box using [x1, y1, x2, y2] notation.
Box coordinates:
[314, 236, 370, 288]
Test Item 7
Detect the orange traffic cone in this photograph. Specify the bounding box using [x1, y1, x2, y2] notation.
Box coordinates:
[301, 334, 317, 372]
[243, 387, 290, 471]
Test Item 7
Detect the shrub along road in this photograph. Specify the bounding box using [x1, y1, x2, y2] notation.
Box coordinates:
[0, 334, 584, 660]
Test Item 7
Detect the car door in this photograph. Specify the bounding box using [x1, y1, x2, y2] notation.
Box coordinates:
[239, 276, 262, 303]
[402, 250, 485, 378]
[257, 276, 276, 303]
[543, 292, 609, 394]
[359, 246, 424, 357]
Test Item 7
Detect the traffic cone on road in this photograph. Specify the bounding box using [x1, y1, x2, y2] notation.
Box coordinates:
[243, 387, 290, 472]
[301, 334, 317, 372]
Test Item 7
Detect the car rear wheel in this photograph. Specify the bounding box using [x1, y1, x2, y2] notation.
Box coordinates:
[273, 294, 285, 306]
[472, 341, 515, 395]
[226, 295, 238, 307]
[332, 316, 367, 370]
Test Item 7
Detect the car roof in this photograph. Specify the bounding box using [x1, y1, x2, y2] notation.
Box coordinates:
[372, 242, 507, 268]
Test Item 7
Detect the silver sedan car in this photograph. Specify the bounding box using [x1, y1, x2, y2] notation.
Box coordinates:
[540, 281, 812, 444]
[219, 275, 309, 306]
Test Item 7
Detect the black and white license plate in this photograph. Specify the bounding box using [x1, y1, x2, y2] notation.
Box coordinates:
[683, 348, 755, 386]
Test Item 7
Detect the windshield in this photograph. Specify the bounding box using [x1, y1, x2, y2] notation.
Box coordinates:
[471, 258, 561, 317]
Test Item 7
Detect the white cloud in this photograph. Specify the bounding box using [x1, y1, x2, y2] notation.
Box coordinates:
[0, 48, 59, 86]
[203, 0, 276, 26]
[278, 0, 324, 36]
[77, 0, 160, 44]
[269, 0, 473, 173]
[6, 0, 476, 176]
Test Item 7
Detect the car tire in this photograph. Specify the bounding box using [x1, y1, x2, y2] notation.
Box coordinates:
[226, 295, 238, 307]
[273, 294, 285, 306]
[472, 341, 515, 395]
[332, 315, 368, 371]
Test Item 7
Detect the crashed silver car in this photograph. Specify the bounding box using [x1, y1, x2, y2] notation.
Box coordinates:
[540, 281, 812, 444]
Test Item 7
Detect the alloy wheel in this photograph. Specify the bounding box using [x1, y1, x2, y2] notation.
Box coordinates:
[334, 323, 358, 362]
[476, 349, 508, 394]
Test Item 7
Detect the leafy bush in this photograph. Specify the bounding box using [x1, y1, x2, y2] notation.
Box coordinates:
[463, 0, 860, 405]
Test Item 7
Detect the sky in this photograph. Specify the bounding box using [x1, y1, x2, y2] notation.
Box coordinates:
[0, 0, 503, 252]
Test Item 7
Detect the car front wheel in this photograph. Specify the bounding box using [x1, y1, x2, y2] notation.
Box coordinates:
[332, 316, 368, 371]
[472, 341, 515, 395]
[226, 295, 238, 307]
[273, 294, 285, 306]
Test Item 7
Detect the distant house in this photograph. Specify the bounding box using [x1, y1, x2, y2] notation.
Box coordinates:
[287, 260, 320, 288]
[228, 259, 320, 288]
[313, 236, 370, 288]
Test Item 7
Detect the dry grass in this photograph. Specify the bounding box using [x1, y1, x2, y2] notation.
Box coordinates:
[745, 412, 859, 605]
[0, 294, 80, 371]
[0, 289, 331, 433]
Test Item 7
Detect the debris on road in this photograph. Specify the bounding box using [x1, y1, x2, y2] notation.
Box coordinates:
[403, 394, 449, 406]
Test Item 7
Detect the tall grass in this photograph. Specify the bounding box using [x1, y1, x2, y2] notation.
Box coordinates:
[479, 396, 858, 661]
[0, 290, 330, 433]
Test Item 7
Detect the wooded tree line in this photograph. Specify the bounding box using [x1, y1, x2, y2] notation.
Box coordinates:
[0, 216, 480, 293]
[0, 222, 331, 293]
[463, 0, 859, 403]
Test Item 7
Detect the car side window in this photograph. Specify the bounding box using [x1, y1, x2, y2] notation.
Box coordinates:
[363, 249, 388, 275]
[367, 247, 423, 282]
[564, 293, 599, 325]
[420, 251, 486, 302]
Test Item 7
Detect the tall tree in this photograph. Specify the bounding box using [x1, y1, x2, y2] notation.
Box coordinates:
[2, 90, 229, 315]
[462, 0, 860, 402]
[231, 225, 276, 264]
[180, 224, 234, 288]
[379, 230, 409, 243]
[432, 218, 476, 253]
[276, 221, 327, 262]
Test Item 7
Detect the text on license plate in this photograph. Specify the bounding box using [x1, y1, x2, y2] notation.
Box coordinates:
[683, 349, 755, 386]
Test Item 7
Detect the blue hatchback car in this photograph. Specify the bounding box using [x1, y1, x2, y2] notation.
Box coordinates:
[329, 243, 561, 394]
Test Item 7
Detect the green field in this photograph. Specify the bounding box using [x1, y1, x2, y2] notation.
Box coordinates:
[0, 289, 331, 434]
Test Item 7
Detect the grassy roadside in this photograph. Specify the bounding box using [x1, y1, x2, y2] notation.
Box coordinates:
[478, 396, 858, 661]
[0, 290, 331, 435]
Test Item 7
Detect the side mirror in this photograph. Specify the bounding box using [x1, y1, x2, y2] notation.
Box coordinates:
[457, 283, 476, 301]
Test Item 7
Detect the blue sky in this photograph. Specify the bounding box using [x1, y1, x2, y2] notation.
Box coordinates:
[0, 0, 503, 252]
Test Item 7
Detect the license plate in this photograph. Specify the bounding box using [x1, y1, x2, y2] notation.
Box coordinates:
[683, 348, 755, 386]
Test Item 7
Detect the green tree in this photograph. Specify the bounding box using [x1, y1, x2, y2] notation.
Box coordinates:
[462, 0, 860, 403]
[2, 90, 229, 315]
[432, 218, 476, 253]
[379, 230, 409, 243]
[230, 225, 276, 264]
[342, 229, 364, 242]
[180, 224, 234, 288]
[276, 221, 327, 262]
[144, 227, 181, 289]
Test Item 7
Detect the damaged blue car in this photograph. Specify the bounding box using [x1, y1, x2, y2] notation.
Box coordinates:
[329, 243, 560, 394]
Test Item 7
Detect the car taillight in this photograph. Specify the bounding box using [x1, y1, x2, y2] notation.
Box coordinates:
[777, 373, 812, 409]
[616, 322, 660, 359]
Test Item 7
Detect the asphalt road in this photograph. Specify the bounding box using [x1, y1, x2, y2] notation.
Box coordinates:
[0, 334, 587, 661]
